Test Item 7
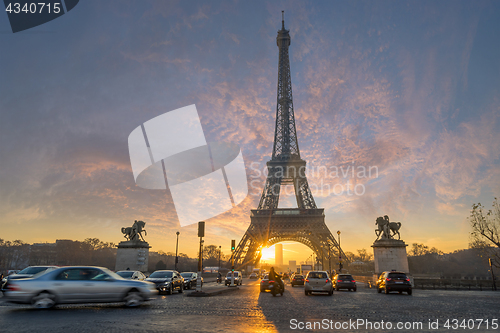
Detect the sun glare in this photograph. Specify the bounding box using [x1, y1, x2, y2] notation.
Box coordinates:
[260, 246, 275, 262]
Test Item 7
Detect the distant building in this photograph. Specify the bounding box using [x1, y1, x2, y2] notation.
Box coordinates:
[30, 242, 57, 265]
[275, 244, 283, 267]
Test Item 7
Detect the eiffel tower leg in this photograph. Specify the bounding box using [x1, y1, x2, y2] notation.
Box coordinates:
[258, 167, 282, 210]
[294, 177, 317, 209]
[234, 233, 265, 272]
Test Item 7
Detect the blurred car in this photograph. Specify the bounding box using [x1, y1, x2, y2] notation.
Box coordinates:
[304, 271, 333, 296]
[225, 271, 242, 286]
[146, 270, 184, 294]
[3, 266, 157, 308]
[2, 266, 57, 293]
[376, 271, 412, 295]
[180, 272, 203, 290]
[290, 274, 305, 287]
[333, 273, 357, 291]
[249, 273, 258, 279]
[259, 274, 272, 292]
[116, 270, 146, 281]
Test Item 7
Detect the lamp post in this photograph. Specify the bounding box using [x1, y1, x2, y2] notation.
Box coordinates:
[328, 245, 332, 277]
[196, 222, 204, 292]
[218, 245, 221, 273]
[489, 258, 497, 291]
[337, 230, 342, 273]
[175, 231, 180, 271]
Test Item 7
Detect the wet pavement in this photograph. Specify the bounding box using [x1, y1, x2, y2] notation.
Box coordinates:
[1, 279, 499, 332]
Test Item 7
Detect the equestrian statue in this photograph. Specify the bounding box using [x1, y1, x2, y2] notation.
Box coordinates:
[121, 220, 147, 242]
[375, 215, 402, 240]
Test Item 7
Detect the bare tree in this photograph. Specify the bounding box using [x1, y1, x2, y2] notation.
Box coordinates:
[469, 198, 500, 268]
[202, 245, 224, 267]
[408, 243, 442, 257]
[355, 248, 373, 262]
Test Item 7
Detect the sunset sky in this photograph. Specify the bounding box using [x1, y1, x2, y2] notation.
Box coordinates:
[1, 1, 499, 264]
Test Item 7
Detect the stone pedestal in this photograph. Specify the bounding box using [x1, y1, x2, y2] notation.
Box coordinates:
[115, 241, 151, 272]
[372, 239, 409, 275]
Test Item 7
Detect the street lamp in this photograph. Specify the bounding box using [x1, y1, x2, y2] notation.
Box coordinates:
[218, 245, 221, 273]
[175, 231, 180, 271]
[337, 230, 342, 273]
[489, 258, 497, 291]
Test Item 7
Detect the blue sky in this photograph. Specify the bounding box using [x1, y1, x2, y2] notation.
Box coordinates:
[0, 1, 499, 261]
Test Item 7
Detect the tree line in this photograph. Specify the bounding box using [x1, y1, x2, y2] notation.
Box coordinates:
[0, 238, 117, 273]
[0, 238, 232, 274]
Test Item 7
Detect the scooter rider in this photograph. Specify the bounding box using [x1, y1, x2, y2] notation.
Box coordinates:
[269, 267, 284, 292]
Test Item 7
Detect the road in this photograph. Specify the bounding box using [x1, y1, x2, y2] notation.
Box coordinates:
[1, 279, 499, 332]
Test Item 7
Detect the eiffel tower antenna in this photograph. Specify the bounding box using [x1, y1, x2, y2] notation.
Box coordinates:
[233, 14, 348, 272]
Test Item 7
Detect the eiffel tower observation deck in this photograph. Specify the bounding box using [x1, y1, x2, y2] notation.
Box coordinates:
[233, 12, 348, 272]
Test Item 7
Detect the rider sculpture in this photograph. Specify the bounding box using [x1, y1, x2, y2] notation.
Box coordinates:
[121, 220, 147, 242]
[375, 215, 402, 241]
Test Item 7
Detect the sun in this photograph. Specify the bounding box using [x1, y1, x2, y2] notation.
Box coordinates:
[260, 246, 275, 262]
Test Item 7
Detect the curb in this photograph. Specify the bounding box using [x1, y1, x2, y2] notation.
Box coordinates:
[186, 287, 240, 297]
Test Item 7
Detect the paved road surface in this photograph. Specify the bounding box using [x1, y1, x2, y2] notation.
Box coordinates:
[1, 279, 499, 332]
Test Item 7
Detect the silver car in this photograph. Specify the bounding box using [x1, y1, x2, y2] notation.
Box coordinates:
[2, 266, 57, 293]
[116, 270, 147, 281]
[3, 266, 157, 308]
[304, 271, 333, 296]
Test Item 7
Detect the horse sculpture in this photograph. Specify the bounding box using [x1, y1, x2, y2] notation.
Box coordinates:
[375, 215, 402, 240]
[121, 220, 147, 242]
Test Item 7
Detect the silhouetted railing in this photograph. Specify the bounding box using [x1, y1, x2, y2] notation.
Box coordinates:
[251, 208, 324, 216]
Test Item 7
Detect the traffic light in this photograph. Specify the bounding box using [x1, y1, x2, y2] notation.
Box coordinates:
[198, 221, 205, 238]
[231, 240, 235, 251]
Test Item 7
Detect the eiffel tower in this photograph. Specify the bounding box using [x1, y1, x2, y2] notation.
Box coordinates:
[234, 12, 348, 272]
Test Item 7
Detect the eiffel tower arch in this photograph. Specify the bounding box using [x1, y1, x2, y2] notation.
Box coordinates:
[234, 13, 348, 272]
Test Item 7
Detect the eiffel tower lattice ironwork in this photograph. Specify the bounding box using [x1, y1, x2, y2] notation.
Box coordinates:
[233, 12, 348, 272]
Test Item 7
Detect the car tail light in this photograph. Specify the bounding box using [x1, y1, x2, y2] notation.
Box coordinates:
[325, 279, 329, 283]
[269, 280, 275, 283]
[7, 284, 20, 291]
[260, 280, 265, 284]
[406, 278, 410, 282]
[305, 279, 309, 283]
[386, 278, 391, 281]
[352, 280, 356, 283]
[337, 280, 342, 282]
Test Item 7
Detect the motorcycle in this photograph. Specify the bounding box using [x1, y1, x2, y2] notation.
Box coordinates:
[268, 280, 284, 296]
[216, 275, 222, 284]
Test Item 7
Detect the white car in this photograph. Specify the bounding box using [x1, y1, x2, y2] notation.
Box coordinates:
[225, 271, 242, 286]
[304, 271, 333, 296]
